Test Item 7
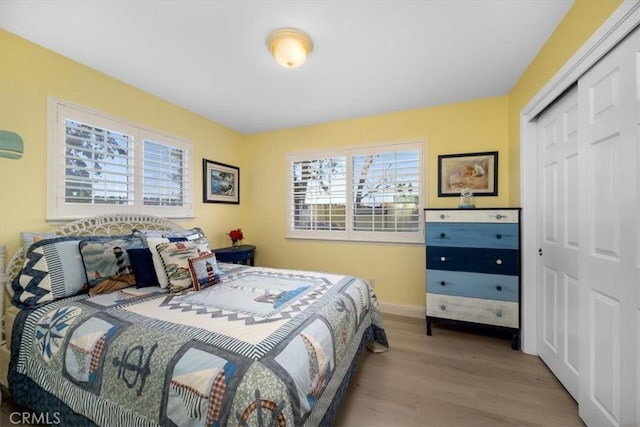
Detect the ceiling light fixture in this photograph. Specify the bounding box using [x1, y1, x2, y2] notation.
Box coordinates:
[267, 28, 313, 69]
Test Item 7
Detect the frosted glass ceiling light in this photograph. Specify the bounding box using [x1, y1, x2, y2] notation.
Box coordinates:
[268, 28, 313, 69]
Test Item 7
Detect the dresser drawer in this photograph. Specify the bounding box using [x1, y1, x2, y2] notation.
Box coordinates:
[425, 209, 519, 223]
[426, 246, 519, 275]
[425, 222, 518, 249]
[426, 293, 519, 328]
[426, 270, 518, 302]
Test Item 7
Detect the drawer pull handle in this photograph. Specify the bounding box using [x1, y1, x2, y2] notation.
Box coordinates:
[496, 310, 503, 318]
[440, 232, 446, 238]
[496, 214, 503, 219]
[440, 304, 446, 311]
[440, 256, 446, 262]
[440, 214, 446, 219]
[496, 285, 502, 291]
[440, 281, 446, 286]
[496, 259, 503, 265]
[496, 233, 502, 239]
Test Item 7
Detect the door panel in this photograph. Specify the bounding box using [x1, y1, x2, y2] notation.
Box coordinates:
[565, 274, 580, 376]
[636, 47, 640, 427]
[578, 27, 638, 427]
[537, 85, 580, 400]
[589, 291, 619, 423]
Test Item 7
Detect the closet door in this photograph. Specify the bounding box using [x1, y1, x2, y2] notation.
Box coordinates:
[577, 27, 639, 427]
[636, 30, 640, 426]
[537, 86, 580, 400]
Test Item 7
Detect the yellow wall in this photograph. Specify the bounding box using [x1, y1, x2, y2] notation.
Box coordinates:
[507, 0, 622, 205]
[0, 29, 246, 258]
[243, 98, 509, 307]
[0, 0, 624, 311]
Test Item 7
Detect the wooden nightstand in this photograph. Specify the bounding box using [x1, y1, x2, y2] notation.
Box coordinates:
[213, 244, 256, 266]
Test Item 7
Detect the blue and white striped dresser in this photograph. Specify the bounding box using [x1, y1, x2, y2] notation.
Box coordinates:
[424, 208, 521, 349]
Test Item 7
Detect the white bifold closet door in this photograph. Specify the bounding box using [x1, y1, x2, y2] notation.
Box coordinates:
[537, 85, 580, 401]
[577, 26, 639, 427]
[537, 26, 639, 427]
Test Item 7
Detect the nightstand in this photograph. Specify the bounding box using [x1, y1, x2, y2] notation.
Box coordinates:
[213, 244, 256, 266]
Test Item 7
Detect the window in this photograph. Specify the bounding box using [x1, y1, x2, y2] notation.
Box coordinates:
[48, 98, 193, 220]
[287, 139, 424, 243]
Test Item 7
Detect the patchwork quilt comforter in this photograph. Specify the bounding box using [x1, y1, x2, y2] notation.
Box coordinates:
[9, 263, 388, 426]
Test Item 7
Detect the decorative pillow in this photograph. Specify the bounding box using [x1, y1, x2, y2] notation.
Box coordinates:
[12, 236, 87, 308]
[127, 248, 160, 288]
[88, 274, 137, 296]
[156, 238, 212, 293]
[79, 236, 144, 289]
[188, 252, 221, 291]
[132, 228, 163, 237]
[20, 231, 57, 255]
[134, 227, 206, 241]
[167, 237, 188, 243]
[144, 237, 170, 288]
[163, 227, 206, 241]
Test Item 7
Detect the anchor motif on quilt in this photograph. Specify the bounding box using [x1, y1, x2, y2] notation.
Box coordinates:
[112, 342, 158, 396]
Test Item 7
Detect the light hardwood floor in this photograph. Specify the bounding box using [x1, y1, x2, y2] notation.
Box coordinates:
[1, 313, 582, 426]
[335, 314, 582, 426]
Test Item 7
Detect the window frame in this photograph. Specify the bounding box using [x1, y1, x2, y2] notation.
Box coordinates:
[287, 139, 425, 244]
[47, 97, 194, 221]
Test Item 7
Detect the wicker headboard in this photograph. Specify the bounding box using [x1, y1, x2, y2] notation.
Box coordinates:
[3, 214, 185, 289]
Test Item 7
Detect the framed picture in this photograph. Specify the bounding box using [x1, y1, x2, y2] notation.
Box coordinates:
[438, 151, 498, 197]
[203, 159, 240, 204]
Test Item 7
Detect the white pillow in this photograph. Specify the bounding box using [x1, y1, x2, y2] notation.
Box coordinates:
[146, 237, 170, 288]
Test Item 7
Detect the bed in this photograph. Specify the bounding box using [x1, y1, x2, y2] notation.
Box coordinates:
[0, 214, 388, 426]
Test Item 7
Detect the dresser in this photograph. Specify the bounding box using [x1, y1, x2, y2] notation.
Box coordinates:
[424, 208, 521, 349]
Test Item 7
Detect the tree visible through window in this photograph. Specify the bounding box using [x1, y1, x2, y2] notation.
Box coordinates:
[48, 98, 193, 219]
[64, 119, 132, 205]
[288, 140, 424, 243]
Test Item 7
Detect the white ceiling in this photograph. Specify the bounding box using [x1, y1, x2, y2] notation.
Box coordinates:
[0, 0, 574, 134]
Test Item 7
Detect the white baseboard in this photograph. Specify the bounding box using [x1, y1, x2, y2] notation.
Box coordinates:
[379, 302, 424, 319]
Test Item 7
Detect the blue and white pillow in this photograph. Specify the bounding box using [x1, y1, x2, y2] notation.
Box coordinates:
[163, 227, 206, 241]
[134, 227, 206, 242]
[12, 236, 87, 308]
[20, 231, 57, 256]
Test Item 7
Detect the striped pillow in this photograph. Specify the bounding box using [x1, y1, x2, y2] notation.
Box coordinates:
[12, 236, 87, 308]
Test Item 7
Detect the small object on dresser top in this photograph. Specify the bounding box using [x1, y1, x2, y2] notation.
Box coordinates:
[459, 188, 475, 208]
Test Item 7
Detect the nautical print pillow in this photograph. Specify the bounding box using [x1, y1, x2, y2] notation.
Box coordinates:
[79, 236, 144, 290]
[156, 238, 211, 293]
[188, 252, 221, 291]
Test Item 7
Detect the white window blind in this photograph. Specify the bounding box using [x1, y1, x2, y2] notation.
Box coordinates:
[287, 140, 424, 243]
[48, 98, 193, 220]
[291, 156, 347, 232]
[64, 119, 134, 206]
[142, 140, 188, 207]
